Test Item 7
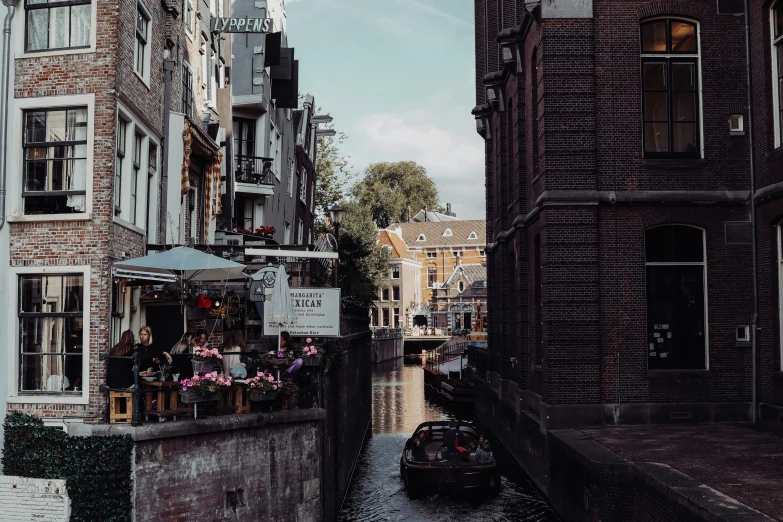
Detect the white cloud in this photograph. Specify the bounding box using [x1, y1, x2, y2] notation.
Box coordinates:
[351, 109, 486, 219]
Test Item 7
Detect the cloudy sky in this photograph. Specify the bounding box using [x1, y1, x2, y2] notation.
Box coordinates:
[285, 0, 484, 220]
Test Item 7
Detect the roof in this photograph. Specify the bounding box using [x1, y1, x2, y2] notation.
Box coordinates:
[392, 220, 487, 247]
[442, 263, 488, 289]
[377, 230, 417, 261]
[410, 209, 460, 223]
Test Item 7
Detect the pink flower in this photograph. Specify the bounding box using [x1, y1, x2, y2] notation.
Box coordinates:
[306, 338, 312, 343]
[272, 385, 278, 390]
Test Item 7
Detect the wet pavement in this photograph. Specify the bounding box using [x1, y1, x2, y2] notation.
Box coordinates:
[338, 360, 558, 521]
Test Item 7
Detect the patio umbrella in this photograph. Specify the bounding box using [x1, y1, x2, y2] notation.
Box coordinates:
[113, 246, 247, 329]
[269, 264, 295, 352]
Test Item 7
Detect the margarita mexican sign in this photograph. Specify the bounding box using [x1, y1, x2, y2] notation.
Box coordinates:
[263, 288, 341, 337]
[212, 17, 273, 33]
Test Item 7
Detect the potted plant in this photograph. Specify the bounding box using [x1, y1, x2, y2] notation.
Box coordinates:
[302, 339, 322, 367]
[179, 371, 232, 403]
[254, 225, 276, 239]
[267, 349, 294, 368]
[279, 380, 299, 410]
[246, 371, 281, 402]
[158, 352, 173, 381]
[192, 345, 223, 374]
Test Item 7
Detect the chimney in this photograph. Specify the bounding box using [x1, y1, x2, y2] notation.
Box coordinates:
[424, 205, 428, 222]
[395, 225, 403, 240]
[446, 203, 451, 215]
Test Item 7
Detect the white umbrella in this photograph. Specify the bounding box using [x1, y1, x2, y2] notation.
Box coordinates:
[269, 264, 295, 352]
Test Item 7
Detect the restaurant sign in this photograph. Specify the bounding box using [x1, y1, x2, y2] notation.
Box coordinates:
[212, 17, 273, 33]
[263, 288, 341, 337]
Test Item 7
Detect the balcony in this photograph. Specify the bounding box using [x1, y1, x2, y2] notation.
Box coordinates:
[235, 155, 274, 196]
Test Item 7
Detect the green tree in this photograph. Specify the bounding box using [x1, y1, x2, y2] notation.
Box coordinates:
[315, 132, 352, 218]
[351, 161, 442, 229]
[335, 201, 389, 305]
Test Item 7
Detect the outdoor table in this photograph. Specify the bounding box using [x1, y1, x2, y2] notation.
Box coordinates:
[142, 381, 190, 421]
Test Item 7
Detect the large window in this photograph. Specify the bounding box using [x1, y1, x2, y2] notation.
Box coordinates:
[135, 2, 150, 80]
[18, 274, 84, 394]
[299, 169, 307, 202]
[233, 118, 256, 158]
[23, 108, 87, 215]
[773, 2, 783, 147]
[645, 225, 707, 369]
[381, 288, 389, 301]
[428, 266, 437, 287]
[184, 0, 194, 35]
[381, 308, 389, 327]
[25, 0, 91, 52]
[115, 117, 127, 214]
[391, 266, 400, 279]
[181, 63, 193, 118]
[392, 286, 400, 301]
[641, 19, 701, 158]
[130, 132, 142, 225]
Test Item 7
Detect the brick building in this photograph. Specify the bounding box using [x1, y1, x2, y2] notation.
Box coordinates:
[472, 0, 755, 431]
[374, 229, 422, 329]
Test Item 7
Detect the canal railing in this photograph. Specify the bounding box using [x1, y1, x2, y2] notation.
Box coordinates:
[466, 343, 488, 379]
[425, 336, 468, 376]
[371, 327, 403, 339]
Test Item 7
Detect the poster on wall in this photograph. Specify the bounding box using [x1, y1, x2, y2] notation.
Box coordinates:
[263, 288, 341, 337]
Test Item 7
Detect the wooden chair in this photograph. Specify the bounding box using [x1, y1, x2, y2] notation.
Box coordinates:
[109, 391, 133, 424]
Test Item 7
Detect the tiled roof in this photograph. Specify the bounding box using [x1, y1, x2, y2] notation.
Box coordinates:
[392, 220, 487, 247]
[377, 230, 416, 261]
[442, 263, 487, 289]
[410, 209, 460, 222]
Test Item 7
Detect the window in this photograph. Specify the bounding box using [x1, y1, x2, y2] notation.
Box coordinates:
[381, 288, 389, 301]
[417, 234, 426, 242]
[25, 0, 91, 52]
[393, 307, 400, 328]
[426, 252, 436, 258]
[468, 232, 478, 240]
[458, 281, 465, 293]
[114, 117, 127, 213]
[443, 228, 453, 237]
[18, 274, 84, 394]
[297, 218, 304, 245]
[130, 132, 142, 225]
[181, 63, 194, 118]
[284, 221, 291, 244]
[371, 308, 379, 327]
[772, 2, 783, 147]
[534, 234, 542, 365]
[184, 0, 194, 35]
[147, 142, 158, 236]
[381, 308, 389, 327]
[135, 2, 150, 80]
[479, 250, 486, 257]
[391, 266, 400, 279]
[310, 181, 315, 211]
[392, 286, 400, 301]
[641, 19, 701, 157]
[427, 267, 437, 288]
[22, 108, 87, 215]
[645, 225, 707, 369]
[287, 163, 295, 197]
[299, 170, 307, 203]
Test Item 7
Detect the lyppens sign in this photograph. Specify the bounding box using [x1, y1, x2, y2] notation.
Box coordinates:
[212, 17, 272, 33]
[263, 288, 341, 337]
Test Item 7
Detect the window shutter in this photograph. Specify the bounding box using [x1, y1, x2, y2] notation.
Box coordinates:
[264, 32, 282, 67]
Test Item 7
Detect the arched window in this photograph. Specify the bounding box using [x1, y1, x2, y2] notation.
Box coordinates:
[641, 19, 701, 158]
[458, 281, 465, 293]
[645, 225, 707, 369]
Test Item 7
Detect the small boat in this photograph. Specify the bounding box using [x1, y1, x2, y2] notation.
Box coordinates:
[400, 421, 501, 497]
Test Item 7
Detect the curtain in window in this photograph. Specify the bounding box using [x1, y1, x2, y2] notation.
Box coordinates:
[27, 8, 48, 51]
[70, 4, 90, 47]
[66, 109, 87, 211]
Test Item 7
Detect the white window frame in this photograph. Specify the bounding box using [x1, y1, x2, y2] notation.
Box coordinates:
[7, 265, 91, 405]
[297, 218, 304, 244]
[640, 17, 704, 159]
[287, 159, 295, 197]
[113, 104, 159, 235]
[284, 221, 291, 244]
[645, 224, 709, 369]
[772, 1, 783, 148]
[134, 0, 152, 86]
[17, 0, 98, 59]
[299, 169, 307, 203]
[443, 228, 453, 237]
[8, 94, 95, 223]
[184, 0, 195, 40]
[417, 234, 426, 242]
[468, 231, 478, 240]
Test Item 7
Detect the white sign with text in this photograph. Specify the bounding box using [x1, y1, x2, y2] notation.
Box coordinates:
[263, 288, 341, 337]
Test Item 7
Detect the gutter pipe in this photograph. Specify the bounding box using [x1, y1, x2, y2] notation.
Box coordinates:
[0, 0, 19, 233]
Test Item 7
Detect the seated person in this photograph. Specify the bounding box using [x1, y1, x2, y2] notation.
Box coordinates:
[442, 420, 468, 458]
[472, 435, 493, 463]
[412, 437, 429, 462]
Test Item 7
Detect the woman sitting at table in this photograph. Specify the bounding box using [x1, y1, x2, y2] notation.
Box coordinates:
[169, 332, 195, 379]
[107, 330, 135, 389]
[221, 330, 244, 376]
[135, 326, 161, 372]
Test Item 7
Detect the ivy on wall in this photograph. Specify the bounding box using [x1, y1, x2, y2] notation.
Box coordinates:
[2, 413, 134, 522]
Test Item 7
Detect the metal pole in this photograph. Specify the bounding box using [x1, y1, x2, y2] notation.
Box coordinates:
[333, 223, 340, 289]
[132, 351, 142, 426]
[160, 57, 176, 243]
[0, 0, 18, 235]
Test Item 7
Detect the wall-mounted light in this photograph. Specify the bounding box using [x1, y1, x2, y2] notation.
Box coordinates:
[483, 69, 507, 112]
[471, 103, 492, 141]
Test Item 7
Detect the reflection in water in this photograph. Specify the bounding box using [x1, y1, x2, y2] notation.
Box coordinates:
[339, 361, 558, 522]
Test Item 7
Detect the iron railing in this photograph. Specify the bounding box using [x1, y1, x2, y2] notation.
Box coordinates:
[235, 155, 274, 185]
[466, 343, 488, 379]
[425, 336, 467, 374]
[371, 327, 403, 339]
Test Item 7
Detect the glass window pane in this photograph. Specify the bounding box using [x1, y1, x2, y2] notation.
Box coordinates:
[644, 122, 669, 152]
[673, 226, 704, 262]
[46, 110, 66, 143]
[25, 112, 46, 144]
[672, 92, 697, 121]
[774, 6, 782, 38]
[642, 21, 667, 52]
[64, 354, 82, 390]
[644, 92, 668, 122]
[671, 22, 696, 53]
[49, 6, 70, 50]
[26, 9, 48, 51]
[24, 158, 48, 191]
[20, 276, 42, 312]
[70, 4, 90, 47]
[68, 109, 88, 142]
[49, 159, 65, 190]
[673, 123, 698, 152]
[671, 63, 695, 91]
[41, 276, 64, 313]
[643, 62, 667, 90]
[646, 226, 675, 262]
[63, 275, 83, 312]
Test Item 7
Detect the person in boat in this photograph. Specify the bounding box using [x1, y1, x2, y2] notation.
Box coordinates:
[443, 420, 469, 460]
[412, 433, 429, 462]
[472, 435, 493, 463]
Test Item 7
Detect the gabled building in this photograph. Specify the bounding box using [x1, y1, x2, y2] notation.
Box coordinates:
[431, 261, 488, 331]
[374, 229, 422, 328]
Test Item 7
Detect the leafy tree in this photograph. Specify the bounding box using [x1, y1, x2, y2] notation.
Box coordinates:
[334, 201, 389, 305]
[315, 132, 352, 218]
[351, 161, 442, 229]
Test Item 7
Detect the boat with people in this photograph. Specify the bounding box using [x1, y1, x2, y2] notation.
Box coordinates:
[400, 420, 501, 496]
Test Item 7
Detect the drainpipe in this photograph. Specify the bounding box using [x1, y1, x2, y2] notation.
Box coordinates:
[160, 51, 176, 243]
[743, 0, 759, 424]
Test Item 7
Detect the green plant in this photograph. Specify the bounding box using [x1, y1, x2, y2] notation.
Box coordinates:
[321, 340, 348, 374]
[3, 413, 134, 522]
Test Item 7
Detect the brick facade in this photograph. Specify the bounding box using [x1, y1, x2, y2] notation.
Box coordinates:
[475, 0, 755, 428]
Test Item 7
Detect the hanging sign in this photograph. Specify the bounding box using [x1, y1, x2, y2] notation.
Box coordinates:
[212, 17, 273, 33]
[263, 288, 341, 337]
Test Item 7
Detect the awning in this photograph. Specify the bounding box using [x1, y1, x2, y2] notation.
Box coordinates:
[113, 246, 246, 282]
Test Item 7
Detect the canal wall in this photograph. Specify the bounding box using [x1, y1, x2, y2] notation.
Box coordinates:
[371, 336, 404, 363]
[471, 374, 773, 522]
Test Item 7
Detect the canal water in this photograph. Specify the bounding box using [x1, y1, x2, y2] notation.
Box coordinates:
[338, 359, 559, 522]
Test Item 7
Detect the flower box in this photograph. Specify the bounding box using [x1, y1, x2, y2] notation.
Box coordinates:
[303, 356, 322, 367]
[249, 390, 278, 402]
[180, 391, 220, 403]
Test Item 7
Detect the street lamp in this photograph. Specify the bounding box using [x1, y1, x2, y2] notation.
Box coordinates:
[329, 204, 346, 289]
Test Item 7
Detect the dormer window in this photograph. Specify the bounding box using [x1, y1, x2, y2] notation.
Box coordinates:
[443, 228, 453, 237]
[416, 234, 426, 242]
[458, 281, 465, 293]
[467, 232, 478, 240]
